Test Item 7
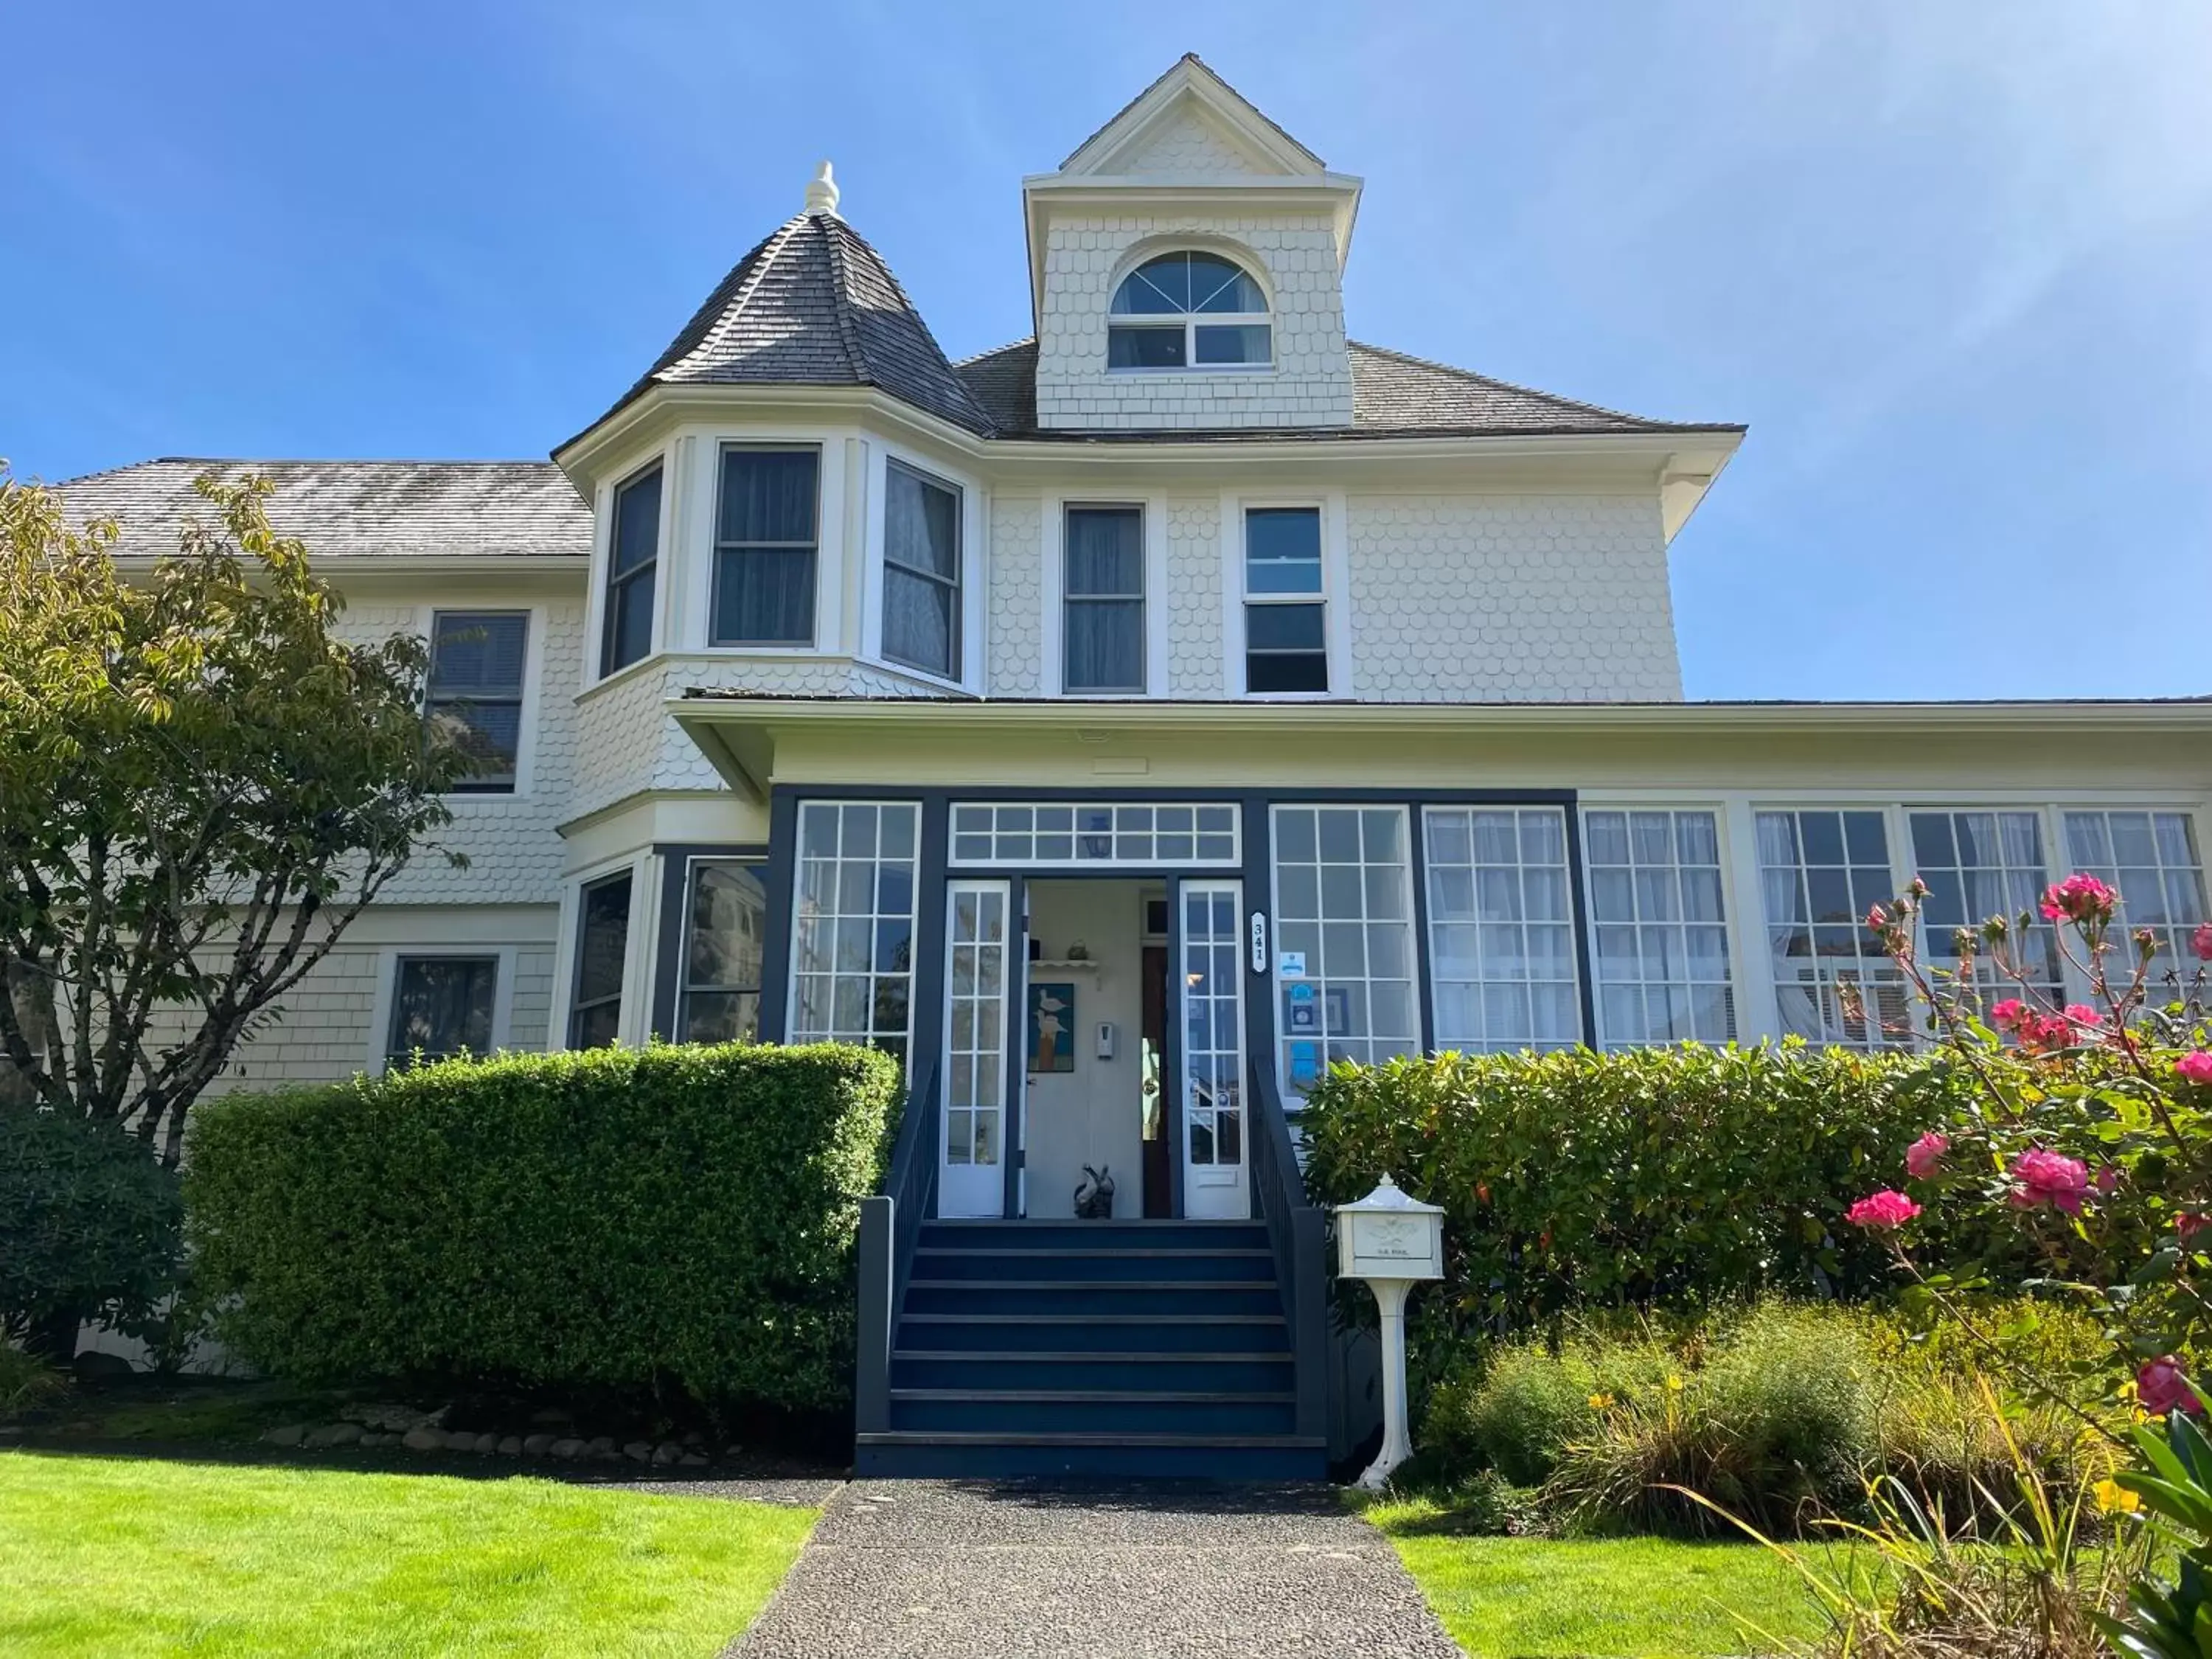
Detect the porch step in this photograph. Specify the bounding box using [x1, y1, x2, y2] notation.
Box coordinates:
[889, 1388, 1296, 1436]
[892, 1350, 1295, 1394]
[855, 1430, 1327, 1481]
[913, 1246, 1275, 1281]
[873, 1217, 1318, 1478]
[896, 1313, 1290, 1354]
[902, 1280, 1284, 1317]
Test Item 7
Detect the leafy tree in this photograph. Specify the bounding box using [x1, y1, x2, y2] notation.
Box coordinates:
[0, 466, 465, 1168]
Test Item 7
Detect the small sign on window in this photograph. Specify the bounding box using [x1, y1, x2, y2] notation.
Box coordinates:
[1277, 950, 1307, 978]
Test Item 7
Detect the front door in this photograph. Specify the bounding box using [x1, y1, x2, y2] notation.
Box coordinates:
[1178, 880, 1248, 1220]
[940, 880, 1012, 1218]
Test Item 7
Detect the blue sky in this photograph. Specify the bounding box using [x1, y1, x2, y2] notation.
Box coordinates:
[4, 2, 2207, 700]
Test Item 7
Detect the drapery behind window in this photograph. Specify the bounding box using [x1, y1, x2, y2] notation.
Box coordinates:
[1065, 507, 1144, 692]
[884, 463, 959, 676]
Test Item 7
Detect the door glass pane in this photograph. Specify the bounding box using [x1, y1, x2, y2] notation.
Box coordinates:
[1182, 883, 1245, 1168]
[945, 883, 1008, 1171]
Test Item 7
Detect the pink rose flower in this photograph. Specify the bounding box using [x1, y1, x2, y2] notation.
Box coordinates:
[2138, 1357, 2204, 1418]
[2192, 921, 2212, 962]
[2041, 873, 2118, 925]
[1846, 1189, 1922, 1230]
[1905, 1133, 1950, 1180]
[1865, 903, 1888, 932]
[2096, 1165, 2120, 1194]
[2178, 1051, 2212, 1088]
[2063, 1004, 2104, 1029]
[2178, 1213, 2211, 1247]
[1989, 998, 2027, 1031]
[2010, 1149, 2090, 1215]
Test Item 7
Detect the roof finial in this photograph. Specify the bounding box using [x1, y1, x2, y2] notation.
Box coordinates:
[804, 160, 840, 218]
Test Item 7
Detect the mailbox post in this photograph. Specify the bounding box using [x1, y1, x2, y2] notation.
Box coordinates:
[1335, 1174, 1444, 1492]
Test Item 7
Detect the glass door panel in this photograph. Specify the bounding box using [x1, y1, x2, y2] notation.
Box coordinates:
[941, 880, 1010, 1217]
[1180, 879, 1248, 1220]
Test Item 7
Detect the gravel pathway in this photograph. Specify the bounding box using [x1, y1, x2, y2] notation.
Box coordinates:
[726, 1479, 1461, 1658]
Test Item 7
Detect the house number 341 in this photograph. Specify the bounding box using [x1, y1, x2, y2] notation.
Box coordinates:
[1249, 911, 1267, 975]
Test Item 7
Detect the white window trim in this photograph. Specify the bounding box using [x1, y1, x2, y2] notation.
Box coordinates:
[585, 446, 674, 689]
[1220, 490, 1351, 699]
[1040, 493, 1167, 699]
[366, 944, 517, 1075]
[416, 601, 546, 799]
[784, 799, 923, 1065]
[548, 850, 659, 1051]
[859, 440, 984, 692]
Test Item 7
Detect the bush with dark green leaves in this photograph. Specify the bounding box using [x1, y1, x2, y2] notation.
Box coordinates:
[0, 1106, 182, 1352]
[184, 1042, 902, 1411]
[1299, 1043, 1992, 1366]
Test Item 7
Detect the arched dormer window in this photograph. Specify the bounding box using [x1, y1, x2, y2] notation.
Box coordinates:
[1107, 251, 1271, 370]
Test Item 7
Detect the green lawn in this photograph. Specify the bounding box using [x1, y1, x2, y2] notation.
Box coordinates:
[0, 1450, 818, 1658]
[1363, 1499, 1842, 1658]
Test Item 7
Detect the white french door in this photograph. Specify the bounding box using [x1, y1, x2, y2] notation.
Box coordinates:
[939, 880, 1012, 1218]
[1178, 880, 1248, 1220]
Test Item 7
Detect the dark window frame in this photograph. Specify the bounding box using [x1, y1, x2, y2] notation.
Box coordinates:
[601, 462, 663, 677]
[1242, 505, 1329, 695]
[711, 444, 821, 648]
[1062, 503, 1147, 695]
[568, 870, 635, 1049]
[385, 953, 499, 1070]
[427, 609, 529, 794]
[881, 459, 962, 680]
[676, 858, 768, 1043]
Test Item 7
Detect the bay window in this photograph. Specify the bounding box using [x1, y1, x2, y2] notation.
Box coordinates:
[883, 461, 961, 678]
[712, 447, 818, 647]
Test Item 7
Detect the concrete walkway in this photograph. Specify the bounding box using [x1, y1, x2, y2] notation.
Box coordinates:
[726, 1479, 1461, 1658]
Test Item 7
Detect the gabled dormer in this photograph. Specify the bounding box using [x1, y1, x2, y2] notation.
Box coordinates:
[1023, 55, 1362, 431]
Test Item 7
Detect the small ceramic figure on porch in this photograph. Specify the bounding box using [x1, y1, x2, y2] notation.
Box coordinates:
[1074, 1164, 1115, 1219]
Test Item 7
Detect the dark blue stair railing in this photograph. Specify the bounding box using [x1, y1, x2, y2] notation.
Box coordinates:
[855, 1061, 939, 1438]
[1248, 1057, 1329, 1445]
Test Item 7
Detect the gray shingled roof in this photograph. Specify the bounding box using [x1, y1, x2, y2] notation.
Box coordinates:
[949, 338, 1739, 441]
[55, 459, 592, 560]
[579, 211, 995, 444]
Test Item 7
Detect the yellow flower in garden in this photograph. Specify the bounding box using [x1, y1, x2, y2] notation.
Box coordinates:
[1666, 1374, 1686, 1393]
[2094, 1478, 2142, 1515]
[1588, 1392, 1615, 1411]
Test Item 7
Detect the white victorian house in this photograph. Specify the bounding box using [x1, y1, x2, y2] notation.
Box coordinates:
[60, 57, 2212, 1475]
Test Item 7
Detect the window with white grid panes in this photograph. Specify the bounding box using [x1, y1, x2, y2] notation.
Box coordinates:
[2062, 811, 2210, 968]
[1907, 810, 2062, 1004]
[1425, 807, 1583, 1052]
[949, 802, 1237, 868]
[1582, 809, 1733, 1046]
[944, 883, 1008, 1170]
[1181, 882, 1245, 1169]
[789, 801, 919, 1064]
[1270, 807, 1421, 1099]
[1756, 809, 1908, 1048]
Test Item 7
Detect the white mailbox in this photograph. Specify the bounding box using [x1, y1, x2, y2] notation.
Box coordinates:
[1334, 1174, 1445, 1491]
[1336, 1174, 1444, 1281]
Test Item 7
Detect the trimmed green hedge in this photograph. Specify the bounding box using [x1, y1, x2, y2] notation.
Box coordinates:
[184, 1042, 902, 1411]
[1299, 1043, 1983, 1355]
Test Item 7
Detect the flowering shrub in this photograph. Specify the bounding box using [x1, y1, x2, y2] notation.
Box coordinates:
[1845, 866, 2212, 1655]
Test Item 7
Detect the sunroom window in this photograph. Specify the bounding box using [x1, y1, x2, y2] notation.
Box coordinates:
[1108, 251, 1271, 370]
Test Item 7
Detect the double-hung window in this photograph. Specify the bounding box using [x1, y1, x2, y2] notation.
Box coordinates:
[568, 872, 633, 1049]
[1426, 807, 1583, 1051]
[883, 461, 961, 678]
[1907, 810, 2062, 1001]
[1584, 809, 1733, 1045]
[600, 463, 661, 676]
[1243, 507, 1327, 694]
[678, 860, 767, 1043]
[427, 611, 528, 793]
[1063, 505, 1144, 694]
[713, 447, 818, 646]
[386, 956, 497, 1069]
